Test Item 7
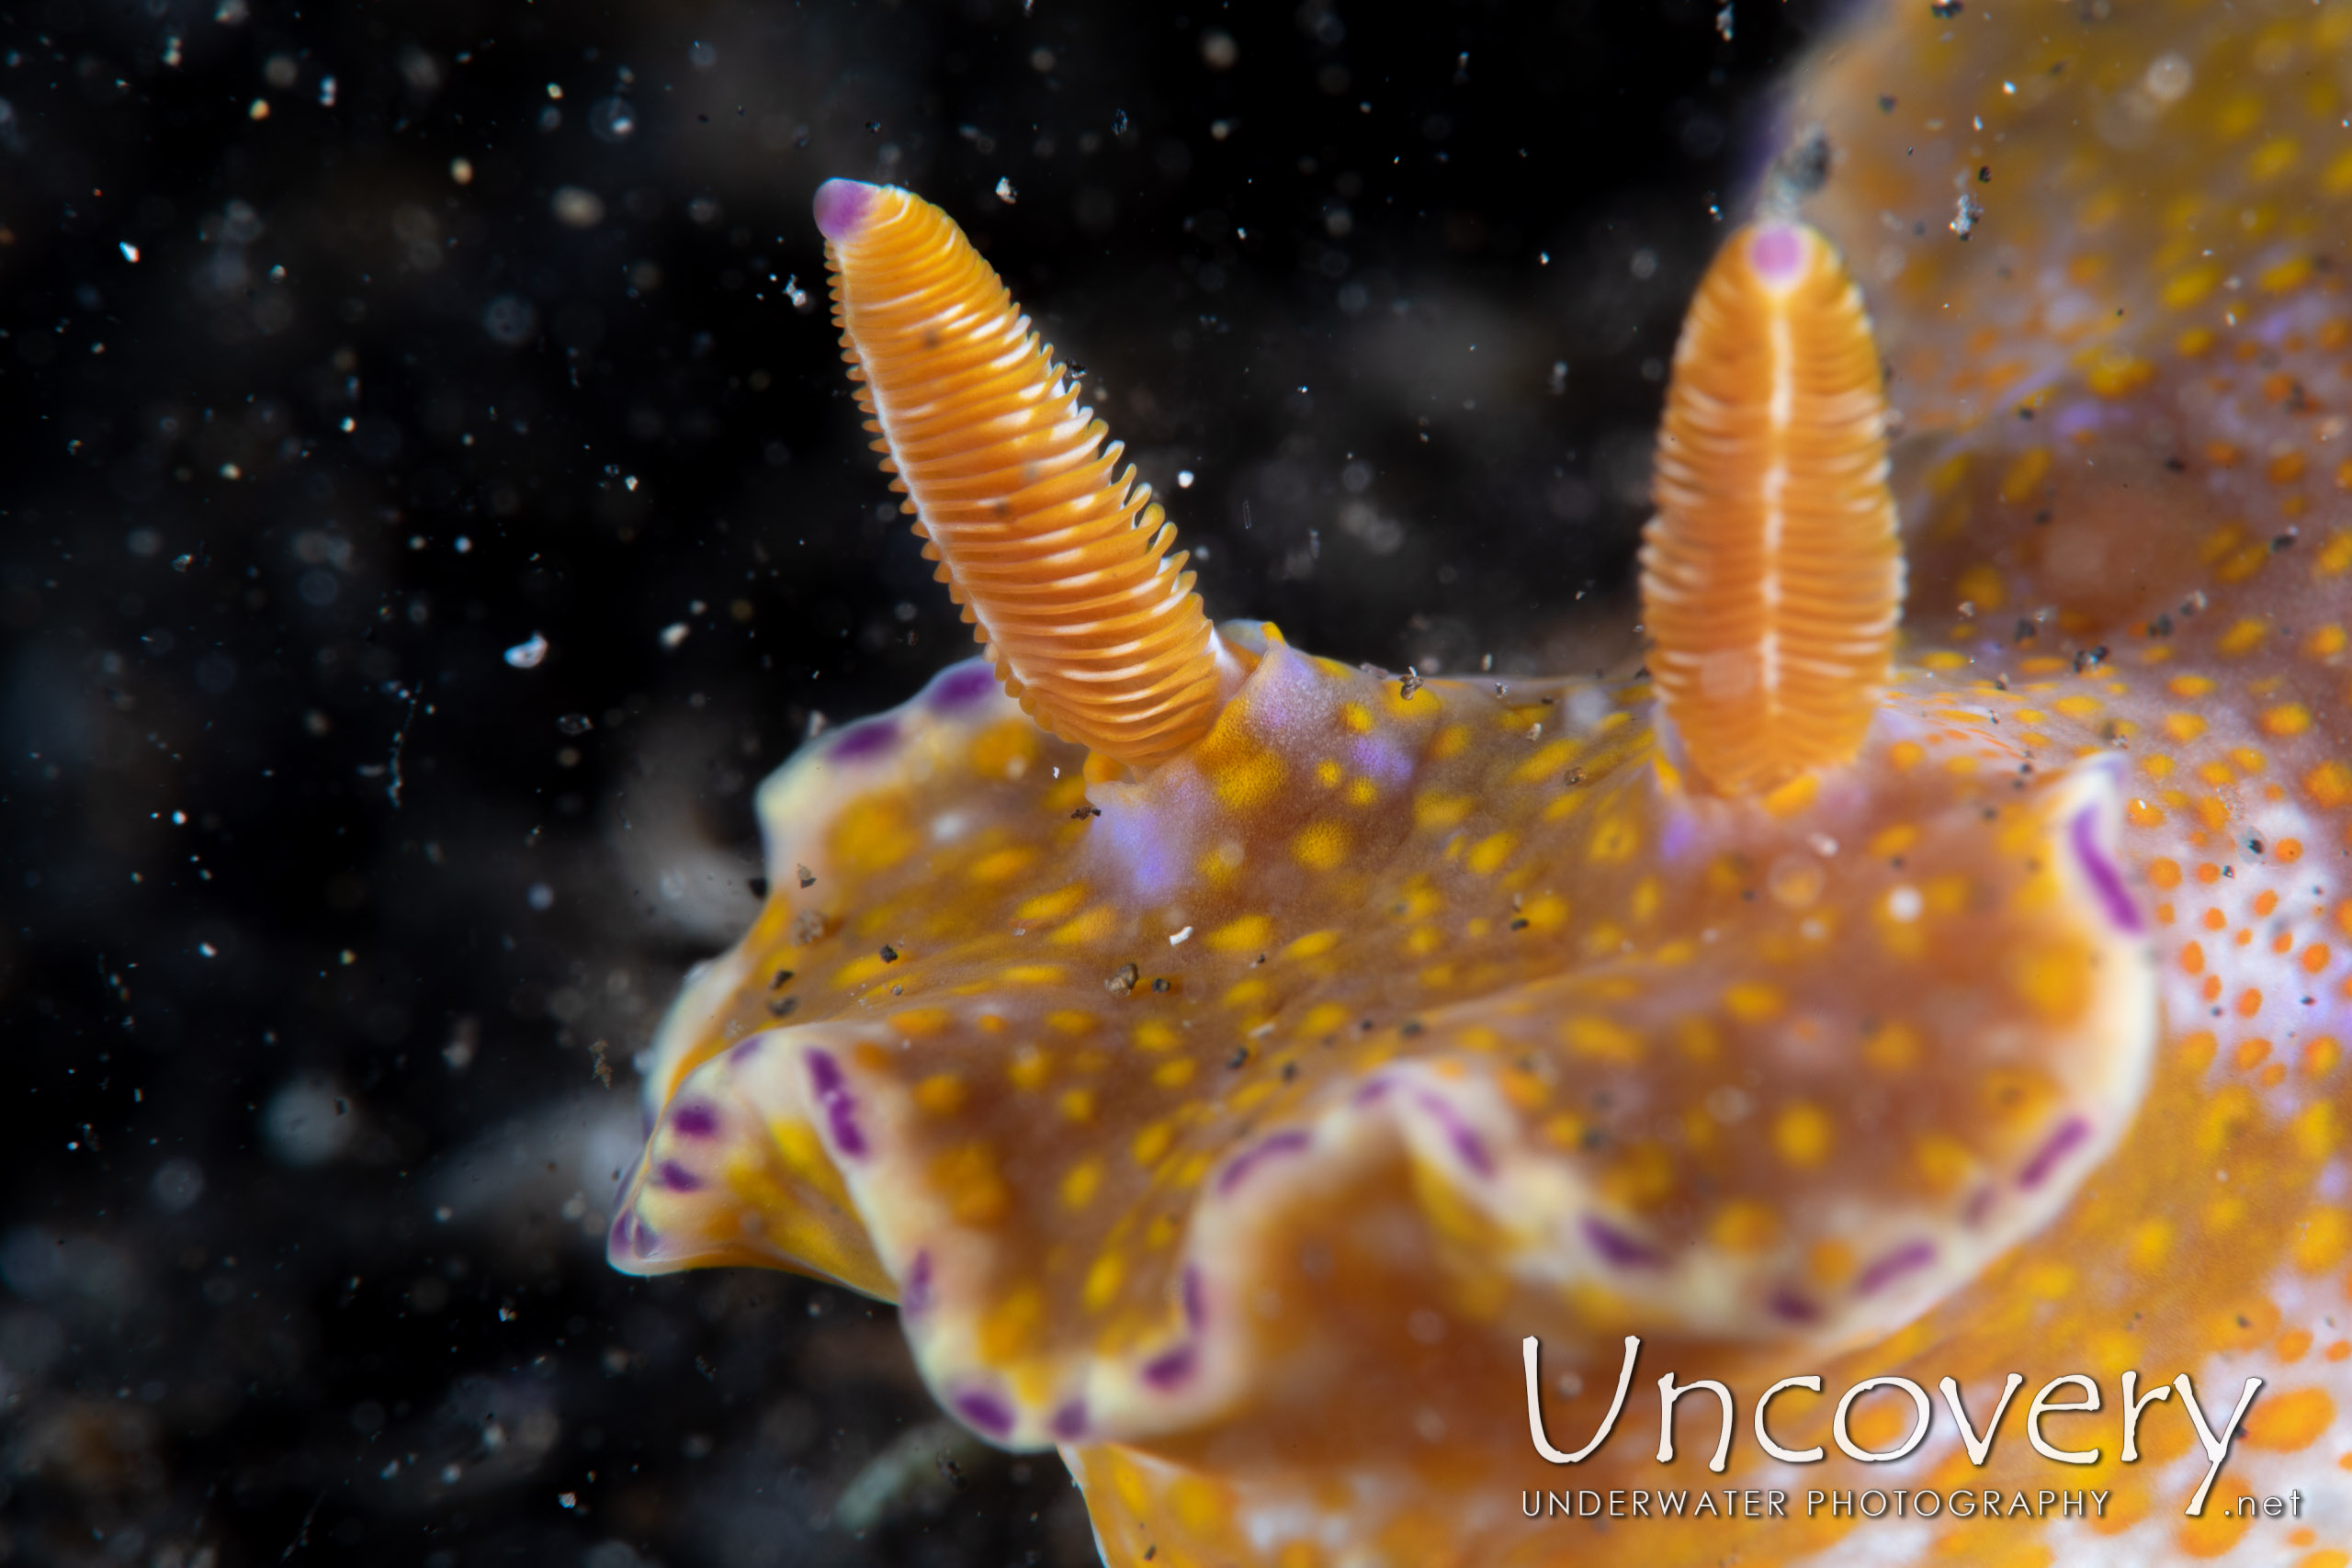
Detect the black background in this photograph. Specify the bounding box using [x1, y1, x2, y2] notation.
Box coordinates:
[1, 1, 1831, 1562]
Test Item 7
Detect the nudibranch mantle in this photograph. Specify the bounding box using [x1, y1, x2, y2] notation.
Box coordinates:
[616, 603, 2155, 1450]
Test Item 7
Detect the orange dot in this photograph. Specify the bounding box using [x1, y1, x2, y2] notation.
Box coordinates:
[2279, 1328, 2314, 1360]
[2237, 987, 2265, 1017]
[2181, 941, 2207, 976]
[2305, 944, 2334, 974]
[2203, 975, 2224, 1001]
[2308, 1038, 2345, 1076]
[2202, 908, 2228, 931]
[2255, 890, 2280, 917]
[2235, 1038, 2273, 1070]
[2278, 838, 2305, 863]
[2151, 857, 2183, 889]
[2328, 1340, 2352, 1361]
[2128, 799, 2168, 828]
[2243, 1386, 2335, 1451]
[2197, 863, 2223, 885]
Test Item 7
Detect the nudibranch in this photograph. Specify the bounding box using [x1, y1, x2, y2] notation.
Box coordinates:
[609, 3, 2352, 1562]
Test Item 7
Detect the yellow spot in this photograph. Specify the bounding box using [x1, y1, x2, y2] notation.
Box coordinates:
[1205, 914, 1274, 953]
[2009, 942, 2090, 1019]
[1954, 563, 2007, 613]
[969, 719, 1040, 779]
[1132, 1021, 1182, 1053]
[1413, 791, 1474, 832]
[1291, 820, 1351, 871]
[978, 1282, 1045, 1361]
[2164, 264, 2223, 310]
[1428, 723, 1469, 761]
[2084, 351, 2156, 399]
[2306, 760, 2352, 808]
[2249, 136, 2301, 182]
[1773, 1103, 1834, 1168]
[967, 846, 1038, 884]
[1465, 831, 1517, 875]
[1213, 748, 1286, 809]
[1007, 1045, 1052, 1091]
[1589, 813, 1642, 862]
[1888, 739, 1926, 772]
[1761, 773, 1820, 818]
[2217, 618, 2272, 657]
[1060, 1158, 1102, 1211]
[1153, 1058, 1197, 1090]
[1560, 1014, 1642, 1064]
[1058, 1087, 1095, 1124]
[2296, 1208, 2352, 1273]
[1864, 1021, 1923, 1072]
[2129, 1218, 2174, 1273]
[1314, 758, 1341, 788]
[1050, 905, 1118, 945]
[1282, 929, 1341, 960]
[1131, 1121, 1175, 1167]
[913, 1073, 968, 1115]
[2163, 712, 2209, 742]
[1724, 983, 1785, 1023]
[934, 1143, 1011, 1225]
[2306, 624, 2346, 658]
[1000, 964, 1067, 986]
[2263, 703, 2314, 737]
[1709, 1201, 1781, 1254]
[1999, 447, 2052, 503]
[1340, 701, 1374, 733]
[1081, 1252, 1124, 1311]
[1017, 884, 1090, 923]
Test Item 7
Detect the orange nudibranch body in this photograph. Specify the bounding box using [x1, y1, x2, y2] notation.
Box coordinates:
[1645, 220, 1903, 797]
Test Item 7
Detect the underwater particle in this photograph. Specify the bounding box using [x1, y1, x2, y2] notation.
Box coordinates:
[528, 883, 555, 910]
[1200, 29, 1238, 70]
[588, 96, 638, 142]
[482, 294, 538, 345]
[551, 186, 605, 228]
[263, 1079, 355, 1166]
[556, 713, 594, 737]
[1951, 191, 1983, 239]
[150, 1158, 204, 1213]
[1105, 963, 1140, 996]
[796, 863, 816, 888]
[995, 176, 1018, 205]
[503, 632, 549, 669]
[659, 622, 691, 650]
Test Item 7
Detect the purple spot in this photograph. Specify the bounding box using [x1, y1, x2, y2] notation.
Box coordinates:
[831, 719, 899, 762]
[812, 177, 879, 242]
[1050, 1400, 1089, 1441]
[1583, 1216, 1660, 1269]
[1769, 1290, 1819, 1323]
[932, 661, 998, 710]
[903, 1250, 933, 1315]
[611, 1211, 660, 1259]
[671, 1102, 718, 1139]
[1216, 1129, 1311, 1195]
[953, 1389, 1014, 1438]
[1748, 223, 1805, 282]
[2070, 807, 2143, 934]
[1353, 1077, 1394, 1107]
[2052, 401, 2106, 441]
[1855, 1240, 1938, 1296]
[1414, 1090, 1494, 1178]
[1141, 1344, 1196, 1390]
[2018, 1116, 2092, 1190]
[656, 1160, 704, 1193]
[807, 1050, 869, 1158]
[728, 1038, 764, 1064]
[1182, 1266, 1204, 1330]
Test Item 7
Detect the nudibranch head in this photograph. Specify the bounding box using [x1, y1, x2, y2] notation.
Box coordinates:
[585, 130, 2340, 1558]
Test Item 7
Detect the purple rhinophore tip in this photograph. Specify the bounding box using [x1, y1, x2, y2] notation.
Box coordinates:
[1748, 222, 1806, 284]
[671, 1101, 718, 1139]
[656, 1160, 704, 1193]
[1050, 1399, 1089, 1441]
[813, 178, 880, 242]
